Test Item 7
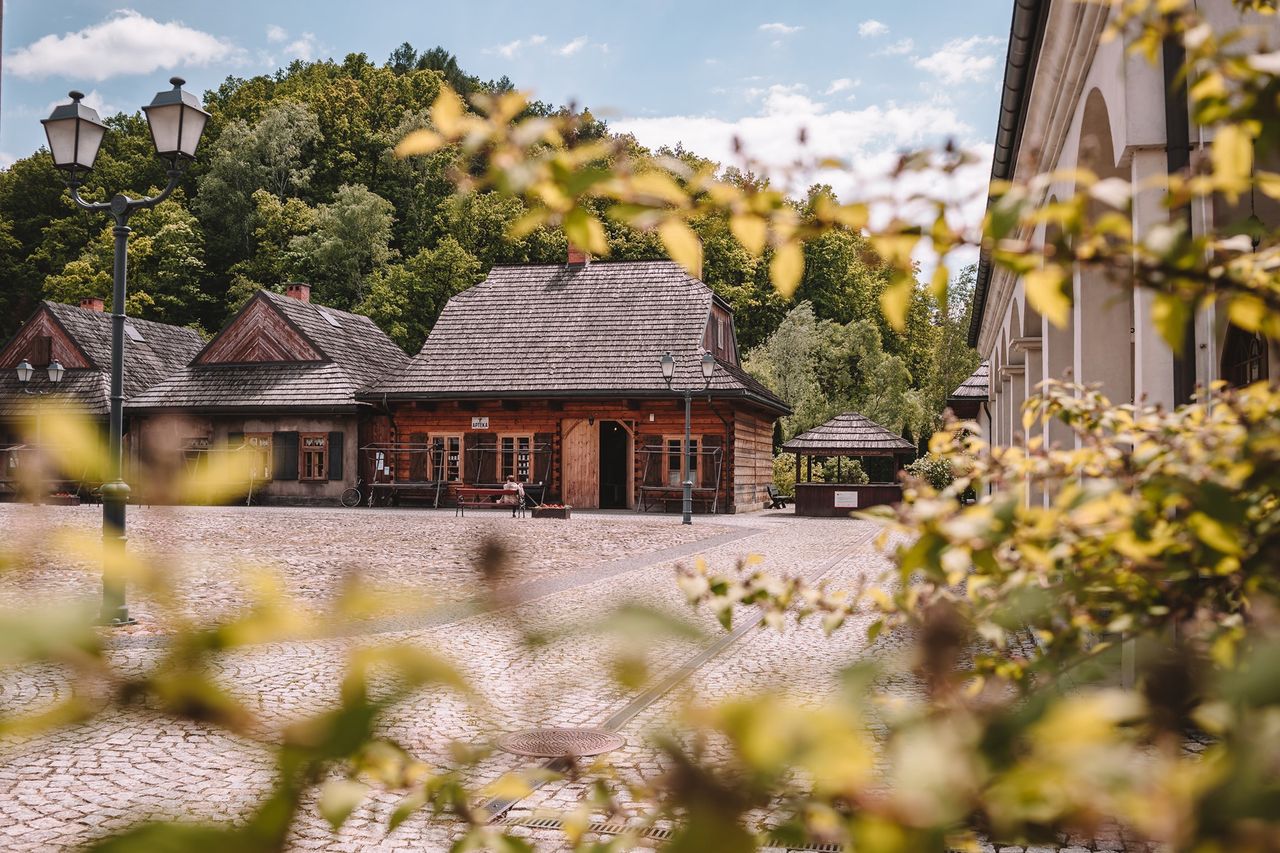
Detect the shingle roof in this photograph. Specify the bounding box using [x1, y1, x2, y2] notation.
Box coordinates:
[781, 412, 915, 456]
[0, 302, 204, 417]
[127, 291, 409, 412]
[948, 360, 990, 400]
[366, 260, 789, 413]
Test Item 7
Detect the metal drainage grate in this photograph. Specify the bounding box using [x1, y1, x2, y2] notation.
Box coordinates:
[497, 727, 625, 758]
[498, 815, 847, 851]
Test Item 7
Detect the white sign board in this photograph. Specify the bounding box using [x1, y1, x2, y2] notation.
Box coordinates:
[471, 416, 490, 429]
[833, 490, 859, 508]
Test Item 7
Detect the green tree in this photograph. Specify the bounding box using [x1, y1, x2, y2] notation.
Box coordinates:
[194, 101, 321, 273]
[358, 236, 483, 352]
[292, 183, 397, 309]
[225, 191, 319, 310]
[44, 193, 210, 329]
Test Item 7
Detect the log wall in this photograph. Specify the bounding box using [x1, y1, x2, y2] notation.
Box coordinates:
[732, 409, 775, 512]
[383, 398, 771, 511]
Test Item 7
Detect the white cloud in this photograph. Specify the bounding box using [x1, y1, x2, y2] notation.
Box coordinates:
[558, 36, 589, 56]
[266, 24, 288, 43]
[876, 38, 915, 56]
[490, 34, 547, 59]
[44, 89, 116, 119]
[529, 34, 548, 47]
[7, 10, 238, 81]
[613, 90, 991, 274]
[914, 36, 1003, 84]
[283, 33, 318, 61]
[759, 22, 802, 35]
[825, 77, 857, 95]
[858, 20, 889, 37]
[0, 152, 15, 170]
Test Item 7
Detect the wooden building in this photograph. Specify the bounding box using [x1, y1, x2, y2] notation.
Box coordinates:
[363, 257, 790, 512]
[945, 360, 990, 423]
[127, 284, 409, 504]
[782, 412, 915, 516]
[0, 298, 204, 497]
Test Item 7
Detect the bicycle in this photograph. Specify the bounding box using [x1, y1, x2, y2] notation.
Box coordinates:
[340, 476, 366, 508]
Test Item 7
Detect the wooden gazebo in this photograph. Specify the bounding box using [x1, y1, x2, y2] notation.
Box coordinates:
[782, 412, 915, 516]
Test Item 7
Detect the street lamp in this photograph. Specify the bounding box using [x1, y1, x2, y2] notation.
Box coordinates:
[42, 78, 209, 626]
[15, 359, 65, 390]
[660, 350, 716, 524]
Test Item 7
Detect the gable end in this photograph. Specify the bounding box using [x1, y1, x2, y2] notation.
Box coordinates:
[196, 295, 324, 365]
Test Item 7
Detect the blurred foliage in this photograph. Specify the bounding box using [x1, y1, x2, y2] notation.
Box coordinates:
[5, 1, 1280, 851]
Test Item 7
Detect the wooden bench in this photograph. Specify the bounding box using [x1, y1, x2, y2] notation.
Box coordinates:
[456, 487, 526, 517]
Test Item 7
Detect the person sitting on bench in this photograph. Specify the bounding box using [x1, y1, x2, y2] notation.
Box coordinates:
[501, 475, 526, 517]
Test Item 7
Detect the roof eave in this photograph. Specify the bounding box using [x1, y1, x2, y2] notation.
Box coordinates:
[968, 0, 1051, 349]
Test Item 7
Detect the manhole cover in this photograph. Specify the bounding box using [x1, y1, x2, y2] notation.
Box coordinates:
[497, 727, 625, 758]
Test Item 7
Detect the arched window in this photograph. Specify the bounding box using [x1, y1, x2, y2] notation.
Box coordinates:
[1222, 323, 1268, 388]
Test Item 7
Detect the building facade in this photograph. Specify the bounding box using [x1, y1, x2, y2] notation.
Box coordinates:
[0, 298, 204, 497]
[971, 0, 1280, 454]
[362, 258, 789, 513]
[127, 285, 408, 504]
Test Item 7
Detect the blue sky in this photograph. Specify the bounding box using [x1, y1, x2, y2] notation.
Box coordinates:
[2, 1, 1013, 243]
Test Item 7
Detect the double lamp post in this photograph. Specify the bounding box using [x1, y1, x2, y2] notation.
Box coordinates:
[41, 78, 210, 625]
[660, 350, 715, 525]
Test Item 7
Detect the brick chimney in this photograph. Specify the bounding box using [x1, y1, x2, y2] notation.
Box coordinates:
[566, 244, 591, 266]
[80, 296, 105, 312]
[285, 283, 312, 302]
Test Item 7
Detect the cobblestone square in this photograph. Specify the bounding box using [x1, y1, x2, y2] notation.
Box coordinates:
[0, 504, 1141, 852]
[0, 504, 911, 851]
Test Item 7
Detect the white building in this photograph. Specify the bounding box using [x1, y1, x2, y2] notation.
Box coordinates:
[970, 0, 1279, 452]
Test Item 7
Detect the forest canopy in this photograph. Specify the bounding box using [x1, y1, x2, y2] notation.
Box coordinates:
[0, 44, 977, 443]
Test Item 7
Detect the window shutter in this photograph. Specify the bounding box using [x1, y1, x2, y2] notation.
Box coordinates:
[32, 335, 52, 366]
[640, 435, 663, 486]
[702, 435, 723, 489]
[408, 432, 427, 481]
[327, 431, 344, 481]
[273, 431, 298, 480]
[463, 432, 483, 484]
[475, 435, 498, 484]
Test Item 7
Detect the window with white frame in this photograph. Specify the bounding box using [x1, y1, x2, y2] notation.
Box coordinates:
[500, 434, 532, 481]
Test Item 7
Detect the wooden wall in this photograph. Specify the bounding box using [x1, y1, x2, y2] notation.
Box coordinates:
[0, 308, 92, 369]
[733, 408, 775, 511]
[383, 398, 768, 511]
[197, 297, 321, 364]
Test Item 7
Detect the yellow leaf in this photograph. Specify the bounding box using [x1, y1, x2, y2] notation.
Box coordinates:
[430, 88, 465, 136]
[318, 780, 368, 831]
[564, 208, 608, 255]
[659, 218, 703, 276]
[1226, 294, 1267, 333]
[929, 264, 949, 303]
[487, 772, 533, 800]
[394, 129, 444, 158]
[629, 171, 688, 206]
[879, 278, 912, 331]
[769, 241, 804, 298]
[729, 213, 767, 256]
[1257, 170, 1280, 200]
[1211, 123, 1254, 200]
[1188, 512, 1241, 555]
[1023, 267, 1071, 328]
[1152, 293, 1191, 351]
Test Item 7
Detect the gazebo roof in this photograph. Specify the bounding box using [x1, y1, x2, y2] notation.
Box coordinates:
[781, 412, 915, 456]
[948, 360, 990, 401]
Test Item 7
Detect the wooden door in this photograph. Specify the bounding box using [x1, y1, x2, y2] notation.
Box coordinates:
[561, 418, 599, 508]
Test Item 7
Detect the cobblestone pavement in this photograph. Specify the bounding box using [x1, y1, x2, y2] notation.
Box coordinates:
[0, 504, 726, 631]
[0, 507, 1139, 852]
